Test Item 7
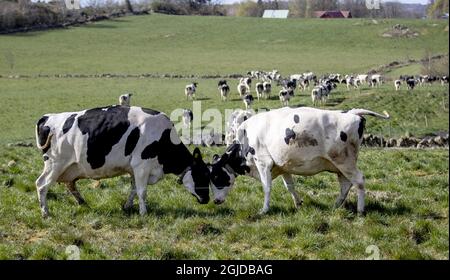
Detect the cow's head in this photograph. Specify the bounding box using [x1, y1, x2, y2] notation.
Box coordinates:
[179, 148, 210, 204]
[208, 144, 247, 205]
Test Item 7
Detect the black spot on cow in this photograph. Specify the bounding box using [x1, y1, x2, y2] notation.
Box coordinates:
[142, 108, 160, 116]
[341, 109, 349, 114]
[43, 155, 49, 161]
[141, 129, 209, 202]
[125, 127, 140, 157]
[246, 146, 255, 156]
[340, 131, 347, 142]
[36, 116, 51, 153]
[77, 106, 131, 169]
[141, 129, 193, 174]
[62, 114, 77, 134]
[284, 128, 296, 145]
[358, 117, 366, 139]
[293, 114, 300, 124]
[243, 116, 248, 121]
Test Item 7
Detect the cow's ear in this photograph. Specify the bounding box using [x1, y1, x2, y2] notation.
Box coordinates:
[193, 147, 203, 161]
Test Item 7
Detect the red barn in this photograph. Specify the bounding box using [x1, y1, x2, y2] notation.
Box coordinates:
[314, 11, 352, 18]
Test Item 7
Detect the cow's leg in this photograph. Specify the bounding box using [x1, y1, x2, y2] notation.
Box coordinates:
[133, 168, 150, 216]
[124, 176, 136, 211]
[337, 167, 365, 213]
[281, 174, 302, 209]
[255, 162, 273, 214]
[334, 173, 352, 208]
[35, 163, 62, 218]
[65, 181, 86, 205]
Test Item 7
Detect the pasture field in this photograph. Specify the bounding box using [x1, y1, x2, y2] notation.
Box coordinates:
[0, 14, 448, 260]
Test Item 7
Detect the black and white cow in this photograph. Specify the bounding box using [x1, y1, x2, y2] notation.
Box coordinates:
[394, 79, 402, 91]
[185, 82, 198, 100]
[441, 76, 449, 86]
[243, 94, 254, 110]
[35, 106, 210, 217]
[182, 109, 193, 128]
[218, 80, 230, 101]
[239, 77, 252, 93]
[208, 107, 390, 214]
[279, 88, 292, 106]
[119, 93, 132, 106]
[255, 82, 264, 100]
[406, 78, 417, 90]
[263, 81, 272, 99]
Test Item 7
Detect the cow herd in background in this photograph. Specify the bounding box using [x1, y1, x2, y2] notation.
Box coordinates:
[183, 70, 449, 111]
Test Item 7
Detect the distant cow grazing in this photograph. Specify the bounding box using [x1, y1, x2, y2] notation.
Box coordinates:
[119, 93, 132, 106]
[218, 80, 230, 101]
[279, 88, 292, 106]
[209, 107, 390, 214]
[239, 77, 252, 93]
[225, 109, 254, 146]
[255, 82, 264, 100]
[243, 94, 254, 110]
[182, 109, 193, 128]
[394, 80, 402, 91]
[441, 76, 449, 86]
[185, 82, 198, 100]
[237, 82, 248, 97]
[263, 81, 272, 99]
[406, 78, 416, 90]
[35, 106, 210, 217]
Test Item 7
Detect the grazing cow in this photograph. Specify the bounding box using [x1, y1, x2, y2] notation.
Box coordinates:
[279, 89, 291, 106]
[370, 78, 378, 88]
[441, 76, 449, 86]
[182, 109, 193, 128]
[345, 76, 358, 90]
[237, 83, 248, 97]
[243, 94, 254, 110]
[394, 79, 402, 91]
[185, 82, 198, 100]
[218, 80, 230, 101]
[371, 74, 383, 85]
[406, 78, 417, 90]
[239, 77, 252, 93]
[208, 107, 390, 214]
[298, 78, 310, 91]
[255, 82, 264, 100]
[225, 109, 255, 146]
[356, 74, 368, 85]
[263, 81, 272, 99]
[35, 106, 210, 217]
[119, 93, 132, 106]
[312, 81, 336, 106]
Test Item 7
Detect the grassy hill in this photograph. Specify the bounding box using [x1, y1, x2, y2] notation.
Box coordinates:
[0, 14, 448, 76]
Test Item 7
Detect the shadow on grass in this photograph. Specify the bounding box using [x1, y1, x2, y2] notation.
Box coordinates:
[120, 201, 235, 218]
[343, 200, 412, 216]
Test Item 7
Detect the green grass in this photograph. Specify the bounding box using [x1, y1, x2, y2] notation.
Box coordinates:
[0, 146, 447, 260]
[0, 15, 448, 76]
[0, 14, 448, 260]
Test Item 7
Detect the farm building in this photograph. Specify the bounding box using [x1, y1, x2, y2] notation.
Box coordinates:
[314, 10, 352, 18]
[262, 10, 289, 19]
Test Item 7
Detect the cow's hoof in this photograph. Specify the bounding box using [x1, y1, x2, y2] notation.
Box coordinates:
[258, 208, 269, 215]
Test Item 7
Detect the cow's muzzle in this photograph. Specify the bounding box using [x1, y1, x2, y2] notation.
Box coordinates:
[213, 199, 224, 205]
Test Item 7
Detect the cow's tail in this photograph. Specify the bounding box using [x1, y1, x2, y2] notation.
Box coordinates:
[35, 124, 53, 151]
[346, 108, 390, 119]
